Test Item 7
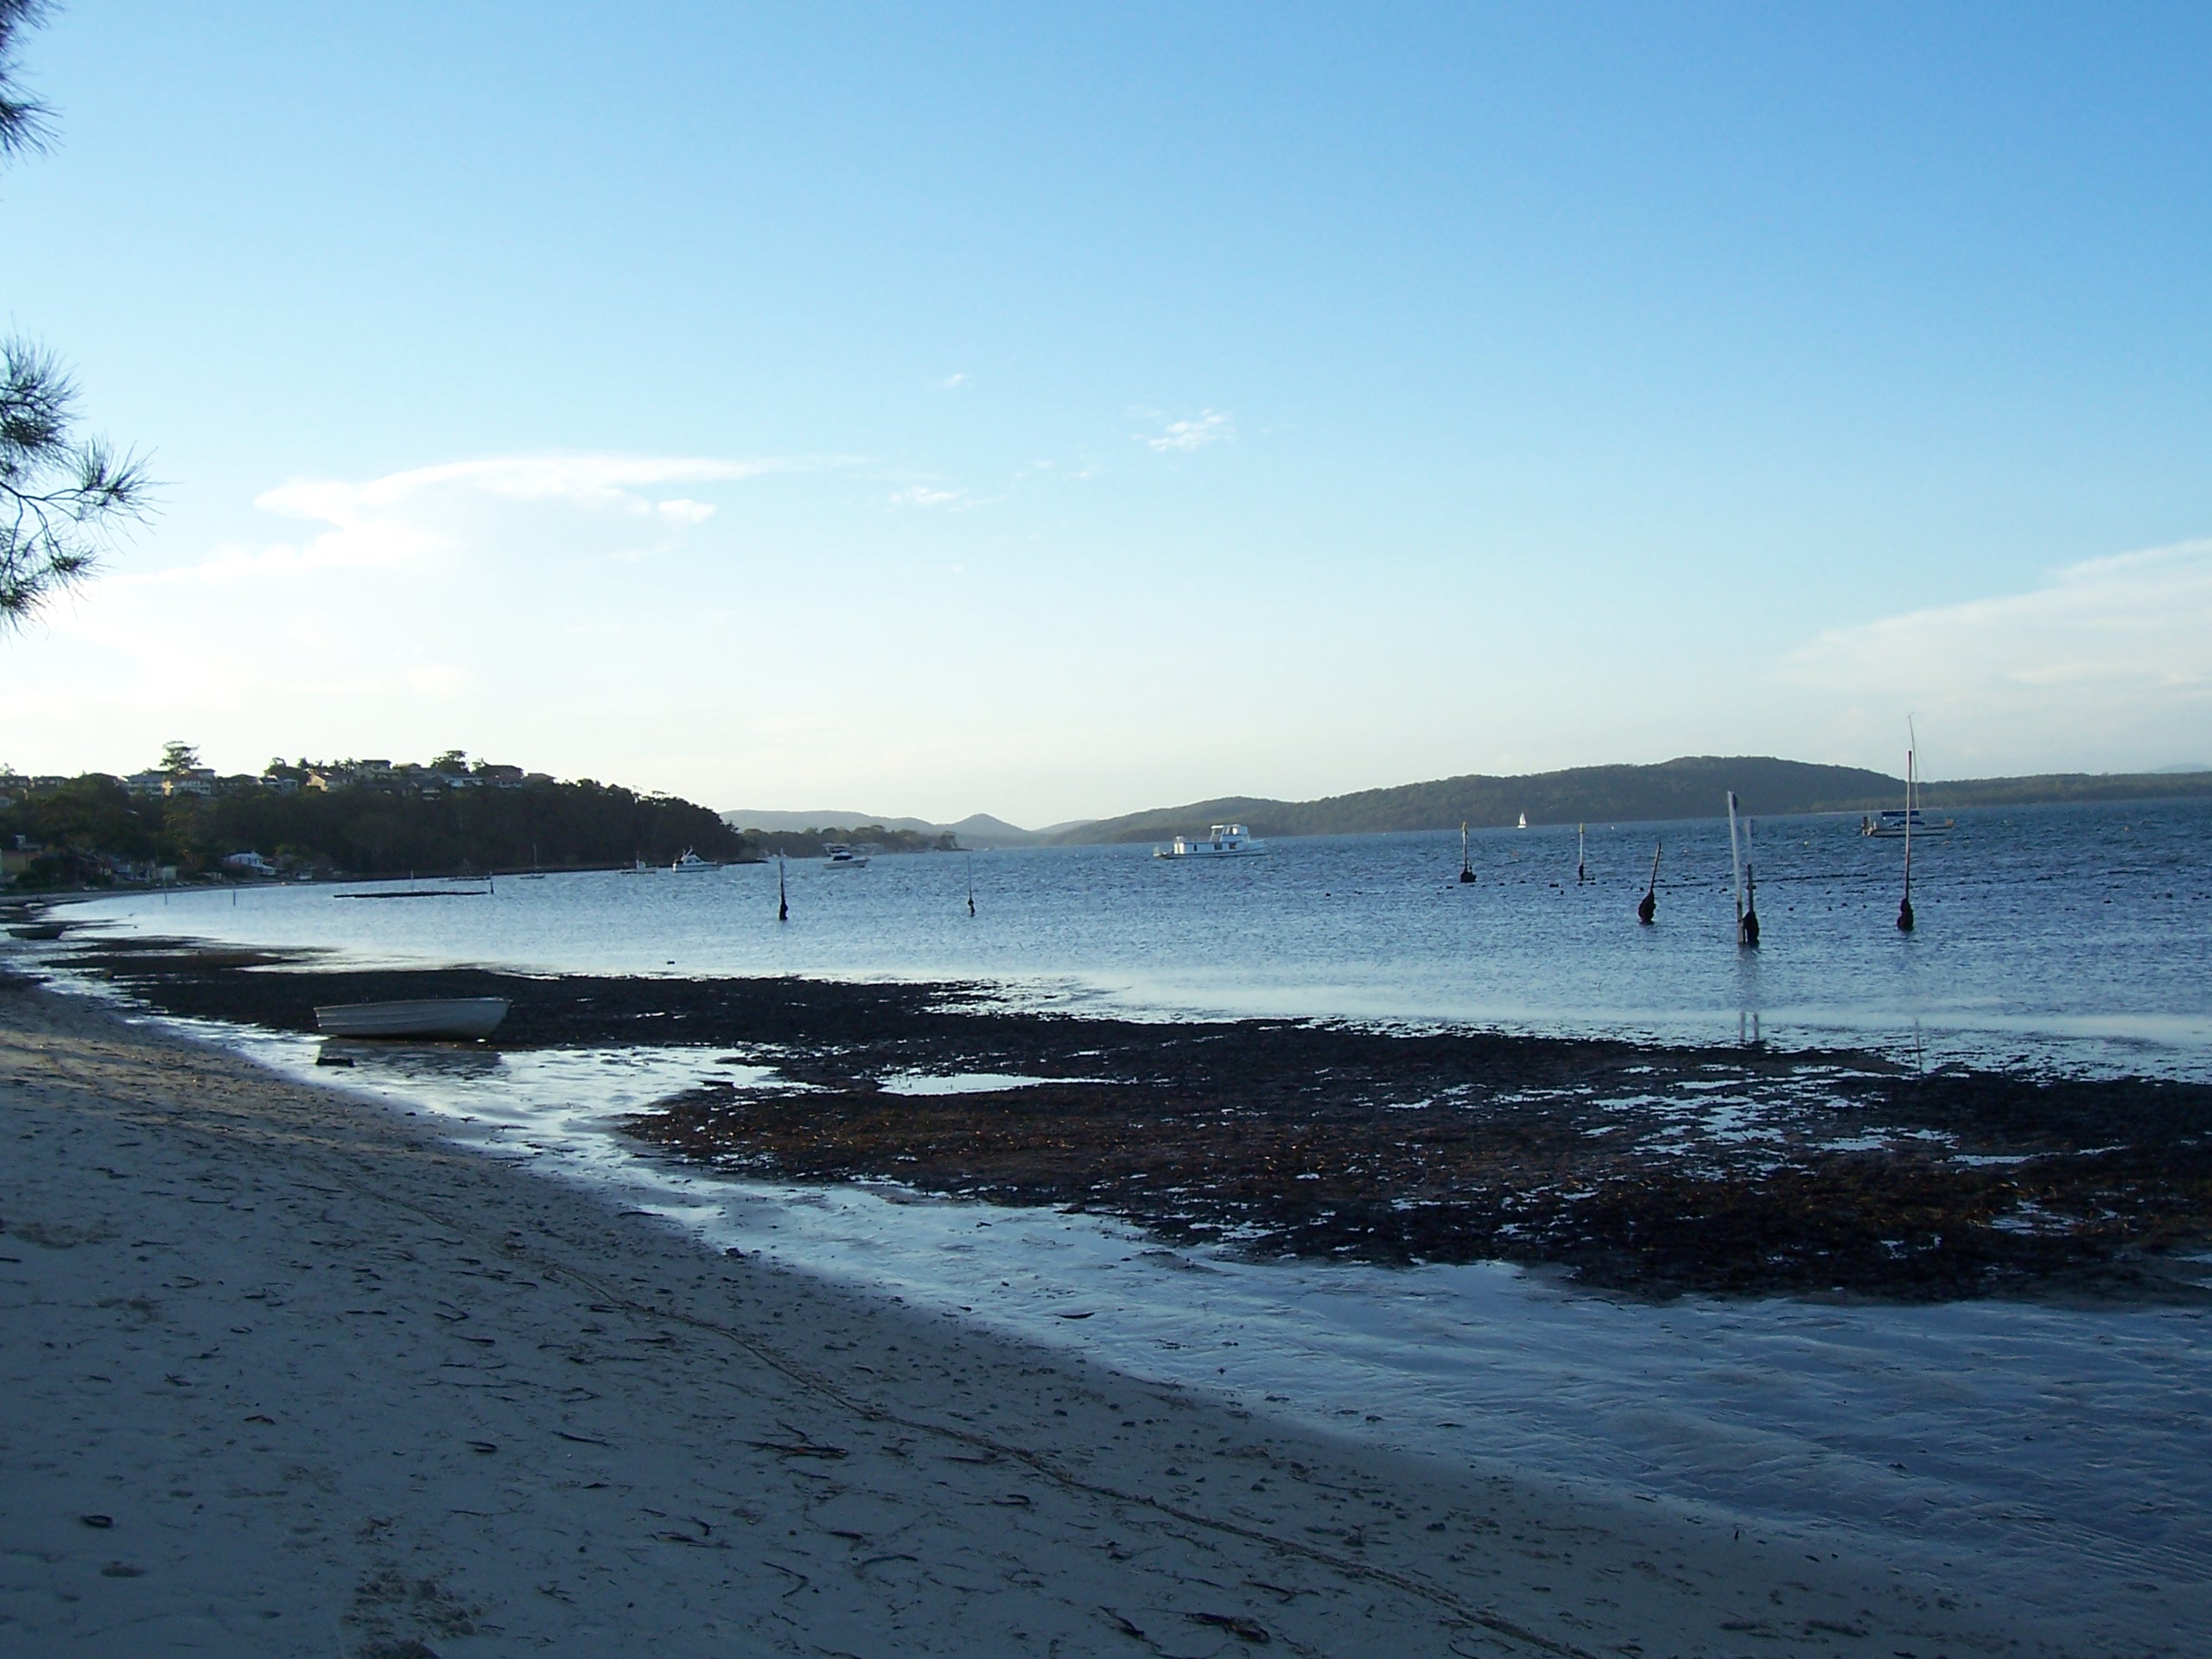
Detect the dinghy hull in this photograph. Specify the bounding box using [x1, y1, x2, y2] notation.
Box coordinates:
[313, 998, 511, 1039]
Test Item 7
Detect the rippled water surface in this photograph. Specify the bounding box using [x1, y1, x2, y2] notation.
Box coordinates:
[66, 798, 2212, 1073]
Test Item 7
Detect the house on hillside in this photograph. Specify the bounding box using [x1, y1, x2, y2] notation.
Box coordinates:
[221, 851, 276, 876]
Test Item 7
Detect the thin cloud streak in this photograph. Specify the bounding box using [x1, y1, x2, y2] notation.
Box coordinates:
[1777, 538, 2212, 767]
[31, 451, 777, 728]
[256, 453, 785, 524]
[1783, 540, 2212, 697]
[95, 453, 777, 590]
[889, 484, 966, 508]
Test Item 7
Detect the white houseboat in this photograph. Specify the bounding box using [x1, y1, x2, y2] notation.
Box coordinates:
[1154, 823, 1268, 859]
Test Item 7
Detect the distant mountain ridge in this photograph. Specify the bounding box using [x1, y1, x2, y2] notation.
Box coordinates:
[721, 809, 1068, 848]
[725, 758, 2212, 851]
[1046, 756, 2212, 844]
[722, 808, 940, 836]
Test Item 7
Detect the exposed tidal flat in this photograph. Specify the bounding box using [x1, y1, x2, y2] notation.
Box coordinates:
[43, 941, 2212, 1303]
[10, 800, 2212, 1652]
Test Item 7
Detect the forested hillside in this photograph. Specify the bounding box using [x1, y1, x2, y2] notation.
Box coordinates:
[1055, 755, 2212, 843]
[1, 773, 749, 887]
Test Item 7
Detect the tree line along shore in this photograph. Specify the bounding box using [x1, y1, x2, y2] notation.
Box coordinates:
[0, 752, 952, 889]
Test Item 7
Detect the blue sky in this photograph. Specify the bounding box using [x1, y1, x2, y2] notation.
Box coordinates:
[5, 3, 2209, 823]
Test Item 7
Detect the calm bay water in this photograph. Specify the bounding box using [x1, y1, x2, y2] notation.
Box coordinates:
[72, 798, 2212, 1075]
[39, 797, 2212, 1646]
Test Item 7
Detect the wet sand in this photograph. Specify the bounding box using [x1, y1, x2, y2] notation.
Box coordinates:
[0, 970, 2069, 1656]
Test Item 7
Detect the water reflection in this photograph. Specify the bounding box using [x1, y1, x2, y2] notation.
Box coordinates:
[316, 1039, 508, 1080]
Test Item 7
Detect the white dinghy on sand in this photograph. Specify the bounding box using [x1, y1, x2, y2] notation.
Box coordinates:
[313, 998, 511, 1039]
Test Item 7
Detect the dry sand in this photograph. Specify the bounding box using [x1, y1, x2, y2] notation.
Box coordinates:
[3, 977, 2049, 1656]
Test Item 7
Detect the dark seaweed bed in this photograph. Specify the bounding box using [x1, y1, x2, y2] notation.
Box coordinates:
[37, 921, 2212, 1301]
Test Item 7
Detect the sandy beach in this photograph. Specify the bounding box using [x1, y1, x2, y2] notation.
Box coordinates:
[0, 975, 2093, 1656]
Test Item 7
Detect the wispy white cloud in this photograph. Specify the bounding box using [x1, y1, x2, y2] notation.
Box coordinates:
[257, 453, 779, 520]
[34, 451, 774, 734]
[938, 372, 969, 390]
[1777, 539, 2212, 764]
[99, 453, 766, 593]
[890, 485, 966, 508]
[654, 498, 718, 525]
[1783, 540, 2212, 695]
[1140, 410, 1234, 453]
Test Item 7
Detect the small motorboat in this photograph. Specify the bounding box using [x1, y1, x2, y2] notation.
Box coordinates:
[1154, 823, 1267, 859]
[823, 843, 872, 868]
[670, 849, 720, 871]
[313, 998, 510, 1039]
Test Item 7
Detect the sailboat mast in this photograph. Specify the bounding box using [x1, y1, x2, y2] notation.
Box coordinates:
[1904, 745, 1914, 886]
[1577, 823, 1586, 884]
[1727, 792, 1745, 937]
[1897, 721, 1917, 931]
